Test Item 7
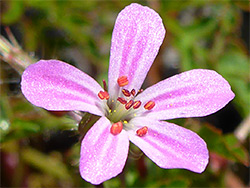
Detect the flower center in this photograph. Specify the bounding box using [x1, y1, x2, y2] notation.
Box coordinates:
[98, 76, 155, 137]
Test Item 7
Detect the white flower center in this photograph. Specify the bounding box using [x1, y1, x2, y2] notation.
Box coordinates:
[97, 76, 155, 136]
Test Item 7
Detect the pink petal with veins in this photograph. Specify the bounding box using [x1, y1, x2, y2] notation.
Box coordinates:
[80, 117, 129, 185]
[136, 69, 235, 120]
[21, 60, 103, 116]
[108, 3, 165, 97]
[128, 117, 209, 173]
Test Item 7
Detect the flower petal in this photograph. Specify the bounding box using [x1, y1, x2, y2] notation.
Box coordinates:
[21, 60, 104, 116]
[108, 3, 165, 97]
[80, 117, 129, 185]
[128, 117, 209, 173]
[136, 69, 235, 120]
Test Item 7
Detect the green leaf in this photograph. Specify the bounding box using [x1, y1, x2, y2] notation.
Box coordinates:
[223, 134, 249, 166]
[217, 50, 250, 116]
[22, 148, 72, 180]
[197, 123, 249, 166]
[2, 1, 24, 24]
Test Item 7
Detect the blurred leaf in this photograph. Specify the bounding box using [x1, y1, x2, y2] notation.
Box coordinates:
[103, 177, 121, 188]
[149, 178, 190, 188]
[185, 18, 218, 39]
[1, 119, 40, 143]
[22, 148, 72, 180]
[167, 179, 190, 188]
[233, 0, 250, 11]
[0, 99, 12, 142]
[197, 123, 249, 166]
[170, 17, 218, 70]
[2, 1, 25, 24]
[217, 51, 249, 80]
[1, 97, 77, 143]
[217, 50, 250, 116]
[12, 119, 40, 132]
[223, 134, 249, 166]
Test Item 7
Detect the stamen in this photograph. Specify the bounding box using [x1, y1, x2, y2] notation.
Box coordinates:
[125, 100, 134, 110]
[122, 89, 131, 97]
[110, 122, 123, 135]
[102, 79, 108, 91]
[98, 91, 109, 100]
[136, 126, 148, 137]
[133, 101, 141, 109]
[117, 76, 128, 87]
[117, 97, 127, 104]
[131, 89, 136, 96]
[144, 101, 155, 110]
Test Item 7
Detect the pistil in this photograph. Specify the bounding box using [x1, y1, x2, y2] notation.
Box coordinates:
[110, 122, 123, 135]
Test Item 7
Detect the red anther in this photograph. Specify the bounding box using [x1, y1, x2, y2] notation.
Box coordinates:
[98, 91, 109, 100]
[117, 76, 128, 87]
[117, 97, 127, 104]
[131, 89, 136, 96]
[110, 122, 123, 135]
[102, 79, 108, 91]
[136, 126, 148, 137]
[125, 100, 134, 110]
[122, 89, 131, 97]
[133, 101, 142, 109]
[144, 101, 155, 110]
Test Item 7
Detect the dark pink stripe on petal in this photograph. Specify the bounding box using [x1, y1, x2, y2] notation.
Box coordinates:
[108, 3, 165, 97]
[136, 69, 235, 120]
[128, 118, 209, 173]
[80, 117, 129, 185]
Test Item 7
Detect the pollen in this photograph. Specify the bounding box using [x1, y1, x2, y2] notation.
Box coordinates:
[144, 101, 155, 110]
[136, 126, 148, 137]
[110, 122, 123, 135]
[117, 76, 129, 87]
[98, 91, 109, 100]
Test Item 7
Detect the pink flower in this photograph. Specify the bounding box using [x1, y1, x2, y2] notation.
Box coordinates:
[21, 3, 234, 185]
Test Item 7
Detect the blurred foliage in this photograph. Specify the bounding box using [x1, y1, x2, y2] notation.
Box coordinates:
[0, 0, 249, 187]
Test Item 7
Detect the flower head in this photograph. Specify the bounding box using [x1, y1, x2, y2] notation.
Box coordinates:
[21, 3, 235, 185]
